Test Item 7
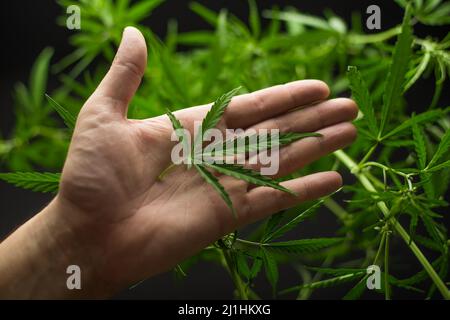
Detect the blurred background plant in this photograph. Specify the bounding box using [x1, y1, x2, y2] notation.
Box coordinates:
[0, 0, 449, 299]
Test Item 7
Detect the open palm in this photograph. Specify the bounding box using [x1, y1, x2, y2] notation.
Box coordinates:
[57, 27, 358, 293]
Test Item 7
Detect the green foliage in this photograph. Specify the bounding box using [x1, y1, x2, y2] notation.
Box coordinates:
[262, 198, 326, 242]
[45, 94, 76, 130]
[347, 66, 377, 137]
[203, 163, 296, 196]
[1, 0, 449, 300]
[262, 248, 279, 294]
[380, 5, 413, 137]
[0, 172, 60, 193]
[194, 164, 236, 217]
[165, 87, 316, 216]
[395, 0, 450, 25]
[263, 238, 344, 254]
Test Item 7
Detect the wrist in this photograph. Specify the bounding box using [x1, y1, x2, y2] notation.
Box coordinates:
[43, 195, 120, 298]
[0, 196, 118, 298]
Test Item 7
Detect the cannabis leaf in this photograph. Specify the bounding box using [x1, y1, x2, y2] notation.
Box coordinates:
[164, 87, 319, 217]
[194, 164, 236, 217]
[343, 276, 369, 300]
[166, 109, 188, 142]
[381, 108, 448, 140]
[280, 272, 364, 295]
[262, 248, 279, 294]
[193, 86, 242, 156]
[0, 172, 61, 193]
[30, 47, 54, 109]
[379, 5, 413, 137]
[262, 198, 324, 242]
[45, 94, 76, 129]
[426, 128, 450, 169]
[203, 163, 296, 195]
[412, 118, 427, 169]
[347, 66, 378, 137]
[263, 238, 344, 254]
[204, 132, 321, 156]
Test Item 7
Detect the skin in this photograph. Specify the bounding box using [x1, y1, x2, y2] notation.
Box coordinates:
[0, 27, 358, 298]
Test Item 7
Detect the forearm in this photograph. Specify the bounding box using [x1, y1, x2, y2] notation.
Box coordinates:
[0, 197, 112, 299]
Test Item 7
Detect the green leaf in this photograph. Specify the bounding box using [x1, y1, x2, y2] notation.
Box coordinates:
[343, 275, 368, 300]
[0, 172, 61, 193]
[263, 212, 284, 238]
[420, 1, 450, 25]
[205, 132, 321, 156]
[308, 267, 366, 276]
[414, 235, 443, 252]
[166, 109, 187, 141]
[201, 87, 241, 134]
[30, 47, 54, 108]
[176, 31, 214, 46]
[45, 94, 76, 129]
[263, 199, 324, 242]
[249, 253, 263, 279]
[427, 128, 450, 169]
[194, 164, 236, 217]
[280, 272, 364, 295]
[166, 109, 191, 166]
[193, 87, 241, 160]
[379, 6, 412, 136]
[190, 2, 219, 26]
[404, 51, 431, 91]
[126, 0, 164, 22]
[421, 213, 444, 245]
[264, 10, 332, 31]
[264, 238, 344, 254]
[262, 248, 279, 294]
[248, 0, 260, 38]
[393, 257, 442, 286]
[203, 163, 296, 196]
[426, 159, 450, 172]
[236, 251, 251, 279]
[412, 120, 427, 169]
[381, 108, 446, 140]
[347, 66, 378, 136]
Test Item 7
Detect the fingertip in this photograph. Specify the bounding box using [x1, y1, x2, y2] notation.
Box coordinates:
[327, 171, 343, 190]
[120, 26, 147, 69]
[290, 79, 330, 104]
[311, 79, 331, 99]
[341, 122, 358, 143]
[332, 98, 359, 120]
[123, 26, 146, 45]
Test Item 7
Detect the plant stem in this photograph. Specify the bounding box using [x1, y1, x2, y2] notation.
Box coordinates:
[358, 143, 378, 166]
[373, 232, 386, 265]
[334, 149, 450, 299]
[324, 198, 350, 224]
[221, 249, 248, 300]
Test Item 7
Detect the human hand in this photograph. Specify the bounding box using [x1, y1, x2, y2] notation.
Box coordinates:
[0, 27, 357, 298]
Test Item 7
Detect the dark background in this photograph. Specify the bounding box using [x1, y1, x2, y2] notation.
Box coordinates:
[0, 1, 448, 299]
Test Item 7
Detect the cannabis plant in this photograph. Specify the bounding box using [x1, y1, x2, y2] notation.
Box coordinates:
[1, 0, 449, 299]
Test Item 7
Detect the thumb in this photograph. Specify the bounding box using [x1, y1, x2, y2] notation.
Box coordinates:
[91, 26, 147, 117]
